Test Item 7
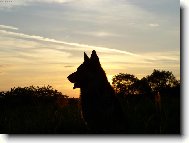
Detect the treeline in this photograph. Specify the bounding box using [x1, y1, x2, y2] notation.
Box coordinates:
[0, 85, 70, 107]
[112, 69, 180, 97]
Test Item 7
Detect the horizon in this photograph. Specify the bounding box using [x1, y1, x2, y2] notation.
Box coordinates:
[0, 0, 180, 97]
[0, 67, 180, 98]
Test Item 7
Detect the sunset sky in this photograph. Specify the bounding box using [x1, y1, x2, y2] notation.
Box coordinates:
[0, 0, 180, 97]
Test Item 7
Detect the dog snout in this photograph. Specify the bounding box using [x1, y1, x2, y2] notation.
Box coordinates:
[67, 72, 76, 83]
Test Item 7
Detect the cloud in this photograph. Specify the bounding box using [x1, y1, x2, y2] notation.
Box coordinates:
[0, 29, 138, 56]
[126, 0, 179, 17]
[75, 31, 121, 38]
[0, 26, 179, 66]
[142, 51, 179, 61]
[0, 0, 73, 8]
[0, 25, 180, 65]
[0, 25, 18, 30]
[64, 65, 74, 68]
[27, 0, 74, 4]
[33, 0, 71, 2]
[148, 23, 160, 27]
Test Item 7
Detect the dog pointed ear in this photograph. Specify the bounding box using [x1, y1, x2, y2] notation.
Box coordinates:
[84, 52, 90, 62]
[91, 50, 100, 64]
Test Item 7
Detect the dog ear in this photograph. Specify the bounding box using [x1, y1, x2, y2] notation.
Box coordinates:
[84, 52, 90, 62]
[91, 50, 100, 64]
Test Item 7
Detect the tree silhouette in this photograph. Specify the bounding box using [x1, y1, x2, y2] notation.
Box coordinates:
[133, 77, 153, 96]
[112, 70, 179, 97]
[146, 69, 179, 94]
[112, 73, 139, 96]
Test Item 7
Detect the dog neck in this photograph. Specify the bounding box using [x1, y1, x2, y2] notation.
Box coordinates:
[80, 75, 113, 100]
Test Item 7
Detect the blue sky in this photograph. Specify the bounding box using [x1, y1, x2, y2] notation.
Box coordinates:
[0, 0, 180, 97]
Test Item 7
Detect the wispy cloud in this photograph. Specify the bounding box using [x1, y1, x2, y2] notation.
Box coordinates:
[0, 26, 180, 65]
[75, 31, 121, 38]
[0, 29, 138, 56]
[64, 65, 74, 68]
[0, 0, 73, 8]
[142, 51, 179, 61]
[0, 25, 18, 30]
[148, 23, 160, 27]
[30, 0, 72, 3]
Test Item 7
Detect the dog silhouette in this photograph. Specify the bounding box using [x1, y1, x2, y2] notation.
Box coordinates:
[68, 50, 124, 133]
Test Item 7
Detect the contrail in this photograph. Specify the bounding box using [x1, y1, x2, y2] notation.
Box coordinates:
[0, 29, 138, 56]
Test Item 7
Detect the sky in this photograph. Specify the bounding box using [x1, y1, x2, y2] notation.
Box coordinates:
[0, 0, 180, 97]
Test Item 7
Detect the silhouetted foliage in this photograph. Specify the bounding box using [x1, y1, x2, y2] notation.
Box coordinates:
[112, 69, 180, 97]
[134, 77, 153, 96]
[146, 69, 179, 94]
[0, 85, 68, 107]
[6, 85, 67, 97]
[112, 73, 139, 96]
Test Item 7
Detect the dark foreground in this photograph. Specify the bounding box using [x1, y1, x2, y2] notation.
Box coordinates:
[0, 86, 180, 134]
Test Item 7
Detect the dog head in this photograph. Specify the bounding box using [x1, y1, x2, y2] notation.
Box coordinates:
[67, 50, 102, 89]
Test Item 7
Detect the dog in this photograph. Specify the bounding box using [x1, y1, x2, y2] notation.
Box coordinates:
[67, 50, 124, 133]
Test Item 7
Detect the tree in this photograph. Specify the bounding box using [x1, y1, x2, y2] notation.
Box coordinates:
[134, 77, 153, 96]
[112, 73, 139, 96]
[146, 69, 179, 94]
